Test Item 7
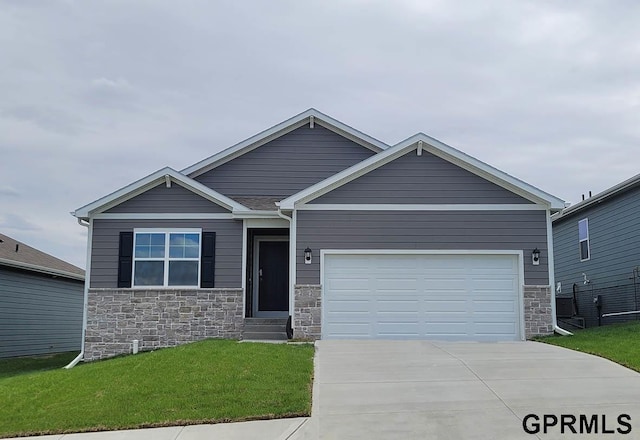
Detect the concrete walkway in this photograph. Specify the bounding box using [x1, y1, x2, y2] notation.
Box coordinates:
[13, 418, 309, 440]
[308, 340, 640, 439]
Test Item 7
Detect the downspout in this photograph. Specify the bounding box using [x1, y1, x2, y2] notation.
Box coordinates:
[547, 209, 573, 336]
[64, 217, 92, 368]
[276, 207, 294, 338]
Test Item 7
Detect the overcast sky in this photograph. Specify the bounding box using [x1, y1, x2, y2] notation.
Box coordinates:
[1, 0, 639, 269]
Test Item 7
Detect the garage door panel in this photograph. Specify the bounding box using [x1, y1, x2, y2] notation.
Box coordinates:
[325, 300, 370, 313]
[323, 253, 522, 341]
[473, 299, 517, 313]
[423, 299, 467, 312]
[376, 299, 420, 313]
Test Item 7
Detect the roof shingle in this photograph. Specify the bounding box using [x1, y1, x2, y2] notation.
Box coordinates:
[0, 233, 84, 280]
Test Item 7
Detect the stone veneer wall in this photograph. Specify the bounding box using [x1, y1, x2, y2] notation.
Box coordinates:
[524, 285, 553, 338]
[85, 288, 243, 361]
[293, 284, 552, 341]
[294, 284, 322, 340]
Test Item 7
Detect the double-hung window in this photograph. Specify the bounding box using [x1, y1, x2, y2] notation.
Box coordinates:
[133, 229, 201, 287]
[578, 218, 590, 261]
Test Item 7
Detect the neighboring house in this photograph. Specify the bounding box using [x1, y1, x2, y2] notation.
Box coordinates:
[553, 173, 640, 329]
[0, 233, 84, 358]
[74, 109, 565, 361]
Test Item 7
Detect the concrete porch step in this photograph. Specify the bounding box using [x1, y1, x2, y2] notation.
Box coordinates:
[243, 318, 289, 341]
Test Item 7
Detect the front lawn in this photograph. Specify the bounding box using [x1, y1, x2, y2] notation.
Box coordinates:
[0, 340, 314, 438]
[537, 321, 640, 372]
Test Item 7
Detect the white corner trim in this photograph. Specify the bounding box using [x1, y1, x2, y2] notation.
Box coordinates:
[181, 109, 388, 178]
[546, 209, 558, 328]
[92, 213, 235, 220]
[241, 220, 247, 296]
[297, 204, 546, 211]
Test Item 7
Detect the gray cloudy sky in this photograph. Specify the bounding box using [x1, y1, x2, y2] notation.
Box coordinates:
[1, 0, 639, 269]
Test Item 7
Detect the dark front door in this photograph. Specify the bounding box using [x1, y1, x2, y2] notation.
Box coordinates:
[257, 240, 289, 316]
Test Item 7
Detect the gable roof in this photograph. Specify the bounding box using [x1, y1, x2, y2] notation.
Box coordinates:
[279, 132, 565, 210]
[181, 108, 389, 178]
[0, 233, 85, 280]
[552, 172, 640, 223]
[73, 167, 248, 219]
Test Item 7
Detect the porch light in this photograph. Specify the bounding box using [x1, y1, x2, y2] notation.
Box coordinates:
[304, 247, 312, 265]
[532, 248, 540, 266]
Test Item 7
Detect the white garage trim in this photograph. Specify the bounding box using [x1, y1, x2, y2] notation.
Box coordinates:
[320, 249, 525, 341]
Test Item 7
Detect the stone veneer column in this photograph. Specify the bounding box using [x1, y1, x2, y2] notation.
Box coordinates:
[294, 284, 322, 340]
[84, 288, 243, 361]
[523, 285, 553, 338]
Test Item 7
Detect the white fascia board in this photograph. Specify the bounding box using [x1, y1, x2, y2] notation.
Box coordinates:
[280, 133, 565, 210]
[74, 167, 248, 219]
[181, 108, 389, 178]
[0, 258, 85, 281]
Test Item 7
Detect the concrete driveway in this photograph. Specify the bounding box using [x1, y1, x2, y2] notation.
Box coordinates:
[303, 340, 640, 439]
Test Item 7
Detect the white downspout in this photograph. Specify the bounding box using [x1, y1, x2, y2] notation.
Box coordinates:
[547, 209, 572, 336]
[275, 208, 295, 324]
[64, 217, 93, 368]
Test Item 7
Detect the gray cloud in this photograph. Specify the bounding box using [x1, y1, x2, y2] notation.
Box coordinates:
[0, 213, 41, 232]
[0, 186, 19, 197]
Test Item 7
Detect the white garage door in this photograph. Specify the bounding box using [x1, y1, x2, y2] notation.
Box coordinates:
[323, 253, 522, 341]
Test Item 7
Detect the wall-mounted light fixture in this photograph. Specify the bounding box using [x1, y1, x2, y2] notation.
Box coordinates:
[304, 247, 312, 265]
[532, 248, 540, 266]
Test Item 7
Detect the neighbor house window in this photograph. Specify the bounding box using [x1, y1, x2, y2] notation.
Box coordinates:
[578, 218, 590, 261]
[133, 229, 201, 287]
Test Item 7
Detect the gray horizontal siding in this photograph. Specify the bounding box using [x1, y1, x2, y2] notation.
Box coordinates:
[296, 210, 549, 285]
[90, 219, 242, 288]
[194, 124, 375, 197]
[105, 182, 229, 213]
[312, 150, 532, 204]
[0, 267, 83, 358]
[553, 186, 640, 327]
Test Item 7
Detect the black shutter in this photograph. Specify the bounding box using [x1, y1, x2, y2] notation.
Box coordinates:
[200, 232, 216, 288]
[117, 231, 134, 288]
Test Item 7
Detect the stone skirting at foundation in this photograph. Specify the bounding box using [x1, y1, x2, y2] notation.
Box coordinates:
[85, 288, 243, 361]
[289, 284, 552, 341]
[294, 284, 322, 340]
[524, 285, 553, 338]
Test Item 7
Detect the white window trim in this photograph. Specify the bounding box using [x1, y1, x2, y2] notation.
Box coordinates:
[133, 228, 202, 288]
[578, 218, 590, 262]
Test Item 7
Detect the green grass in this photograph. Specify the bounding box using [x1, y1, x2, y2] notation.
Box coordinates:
[537, 321, 640, 372]
[0, 340, 314, 438]
[0, 351, 79, 379]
